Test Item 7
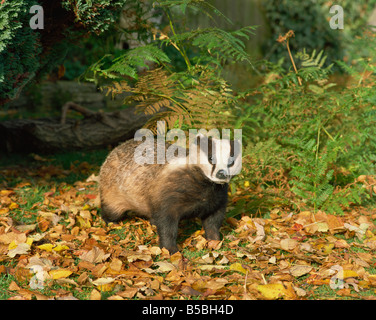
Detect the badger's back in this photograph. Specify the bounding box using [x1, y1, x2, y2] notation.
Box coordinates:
[99, 140, 163, 221]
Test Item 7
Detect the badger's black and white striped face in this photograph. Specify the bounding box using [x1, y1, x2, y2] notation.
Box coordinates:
[193, 135, 242, 184]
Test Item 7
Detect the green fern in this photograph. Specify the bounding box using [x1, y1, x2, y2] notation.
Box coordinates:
[84, 44, 171, 84]
[166, 26, 256, 65]
[287, 137, 364, 214]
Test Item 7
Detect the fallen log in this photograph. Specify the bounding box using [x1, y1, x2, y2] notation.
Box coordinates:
[0, 102, 151, 154]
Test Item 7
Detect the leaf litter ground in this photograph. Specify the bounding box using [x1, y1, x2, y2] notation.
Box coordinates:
[1, 158, 376, 300]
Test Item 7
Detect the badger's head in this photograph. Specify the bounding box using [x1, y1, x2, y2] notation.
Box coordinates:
[189, 133, 242, 184]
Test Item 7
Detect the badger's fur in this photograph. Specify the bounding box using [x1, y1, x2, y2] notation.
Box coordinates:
[99, 134, 242, 254]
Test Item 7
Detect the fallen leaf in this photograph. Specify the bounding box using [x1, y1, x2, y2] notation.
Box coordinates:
[342, 270, 359, 279]
[199, 265, 227, 271]
[91, 277, 116, 292]
[126, 252, 152, 263]
[109, 258, 123, 272]
[53, 244, 70, 252]
[37, 243, 54, 252]
[154, 261, 175, 273]
[15, 224, 37, 233]
[8, 243, 30, 257]
[0, 232, 26, 245]
[90, 289, 102, 300]
[280, 238, 298, 251]
[9, 202, 19, 210]
[334, 239, 350, 249]
[257, 283, 289, 300]
[0, 190, 14, 196]
[49, 269, 73, 280]
[289, 265, 313, 277]
[165, 269, 183, 282]
[229, 263, 248, 274]
[9, 281, 21, 291]
[206, 278, 228, 290]
[0, 208, 9, 215]
[118, 287, 138, 299]
[294, 286, 307, 297]
[317, 222, 329, 232]
[79, 246, 110, 264]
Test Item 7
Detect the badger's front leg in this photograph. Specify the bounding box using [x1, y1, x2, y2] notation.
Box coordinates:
[152, 214, 180, 254]
[202, 206, 226, 241]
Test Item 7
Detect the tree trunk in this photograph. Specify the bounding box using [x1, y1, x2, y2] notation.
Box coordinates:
[0, 104, 151, 154]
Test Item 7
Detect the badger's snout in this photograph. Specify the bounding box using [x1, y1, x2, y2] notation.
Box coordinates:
[216, 169, 228, 180]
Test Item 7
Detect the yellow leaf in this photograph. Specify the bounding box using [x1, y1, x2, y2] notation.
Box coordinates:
[26, 237, 34, 246]
[0, 190, 13, 196]
[257, 283, 289, 299]
[8, 241, 18, 250]
[244, 181, 250, 187]
[76, 216, 91, 228]
[92, 277, 116, 292]
[53, 244, 69, 252]
[322, 243, 334, 255]
[49, 269, 72, 280]
[9, 202, 19, 210]
[37, 243, 54, 252]
[342, 270, 358, 279]
[0, 208, 9, 215]
[229, 262, 247, 274]
[82, 204, 91, 210]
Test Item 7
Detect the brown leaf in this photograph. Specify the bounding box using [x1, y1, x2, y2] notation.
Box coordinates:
[79, 246, 110, 264]
[109, 258, 123, 272]
[126, 252, 152, 263]
[90, 289, 102, 300]
[8, 281, 21, 291]
[165, 269, 183, 282]
[118, 287, 138, 299]
[289, 265, 313, 277]
[0, 232, 26, 245]
[280, 238, 298, 251]
[181, 285, 202, 296]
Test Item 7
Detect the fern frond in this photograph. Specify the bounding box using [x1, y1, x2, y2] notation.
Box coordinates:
[89, 44, 171, 82]
[165, 26, 256, 64]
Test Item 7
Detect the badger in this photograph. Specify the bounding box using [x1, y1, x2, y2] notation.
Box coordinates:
[99, 133, 242, 254]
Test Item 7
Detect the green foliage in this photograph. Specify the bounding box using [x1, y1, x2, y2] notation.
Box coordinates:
[87, 0, 255, 130]
[0, 0, 126, 103]
[261, 0, 342, 68]
[0, 0, 42, 100]
[236, 38, 376, 215]
[84, 44, 171, 84]
[287, 138, 364, 214]
[61, 0, 126, 34]
[165, 26, 256, 66]
[261, 0, 376, 69]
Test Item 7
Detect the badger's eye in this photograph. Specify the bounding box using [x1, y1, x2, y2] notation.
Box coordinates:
[209, 156, 215, 163]
[227, 156, 235, 166]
